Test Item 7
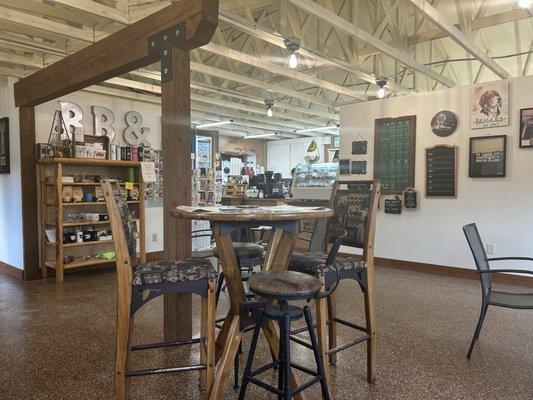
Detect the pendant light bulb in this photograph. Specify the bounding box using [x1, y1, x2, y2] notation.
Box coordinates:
[375, 76, 388, 99]
[288, 52, 298, 69]
[284, 38, 301, 69]
[517, 0, 532, 8]
[265, 100, 274, 118]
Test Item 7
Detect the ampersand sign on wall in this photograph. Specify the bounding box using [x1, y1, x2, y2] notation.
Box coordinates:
[123, 111, 151, 146]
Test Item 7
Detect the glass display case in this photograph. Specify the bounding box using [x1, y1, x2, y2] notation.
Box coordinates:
[291, 162, 338, 200]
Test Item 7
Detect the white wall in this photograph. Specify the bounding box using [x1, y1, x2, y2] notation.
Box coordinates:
[267, 136, 331, 178]
[340, 75, 533, 271]
[35, 90, 165, 253]
[0, 77, 23, 269]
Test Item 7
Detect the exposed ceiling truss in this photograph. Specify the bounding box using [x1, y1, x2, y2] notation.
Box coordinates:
[0, 0, 530, 140]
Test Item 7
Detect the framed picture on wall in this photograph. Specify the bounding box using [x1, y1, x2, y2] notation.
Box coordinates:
[469, 135, 506, 178]
[0, 117, 9, 174]
[519, 108, 533, 148]
[470, 82, 509, 129]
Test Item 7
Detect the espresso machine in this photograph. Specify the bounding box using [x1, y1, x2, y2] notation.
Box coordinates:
[265, 171, 284, 198]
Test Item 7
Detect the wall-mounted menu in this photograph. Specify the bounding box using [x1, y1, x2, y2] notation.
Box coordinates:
[374, 116, 416, 194]
[426, 145, 456, 197]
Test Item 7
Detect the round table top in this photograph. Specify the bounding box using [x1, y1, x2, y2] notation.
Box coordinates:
[171, 205, 334, 222]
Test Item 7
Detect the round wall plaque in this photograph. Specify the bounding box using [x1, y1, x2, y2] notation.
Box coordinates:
[431, 110, 458, 137]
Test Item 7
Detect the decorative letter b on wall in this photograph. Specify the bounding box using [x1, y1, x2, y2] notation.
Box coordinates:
[92, 106, 116, 143]
[59, 101, 84, 142]
[123, 111, 151, 146]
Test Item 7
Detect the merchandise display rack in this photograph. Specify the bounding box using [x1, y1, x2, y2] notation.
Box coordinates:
[37, 158, 146, 283]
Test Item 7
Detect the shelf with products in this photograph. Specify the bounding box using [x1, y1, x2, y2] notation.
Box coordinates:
[38, 158, 146, 283]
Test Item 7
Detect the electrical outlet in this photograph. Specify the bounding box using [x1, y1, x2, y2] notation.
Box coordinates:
[152, 233, 158, 242]
[486, 243, 495, 255]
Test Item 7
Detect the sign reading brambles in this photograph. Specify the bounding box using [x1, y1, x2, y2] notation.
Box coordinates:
[426, 145, 457, 197]
[373, 115, 416, 194]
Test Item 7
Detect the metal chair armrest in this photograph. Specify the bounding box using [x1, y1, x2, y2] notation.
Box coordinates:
[477, 269, 533, 275]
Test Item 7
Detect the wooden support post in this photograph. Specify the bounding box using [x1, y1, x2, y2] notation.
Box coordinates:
[161, 47, 193, 341]
[19, 106, 40, 280]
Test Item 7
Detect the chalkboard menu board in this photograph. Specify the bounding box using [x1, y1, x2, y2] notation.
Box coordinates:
[330, 180, 373, 248]
[426, 145, 457, 197]
[374, 116, 416, 194]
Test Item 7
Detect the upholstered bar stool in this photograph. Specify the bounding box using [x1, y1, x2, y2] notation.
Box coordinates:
[238, 270, 337, 400]
[101, 179, 217, 399]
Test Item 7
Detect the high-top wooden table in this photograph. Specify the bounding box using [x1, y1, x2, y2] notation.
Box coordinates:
[171, 205, 334, 400]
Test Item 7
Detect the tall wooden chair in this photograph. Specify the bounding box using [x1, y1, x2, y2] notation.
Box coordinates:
[101, 179, 216, 399]
[289, 180, 380, 383]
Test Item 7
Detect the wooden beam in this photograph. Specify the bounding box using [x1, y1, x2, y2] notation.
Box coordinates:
[0, 5, 95, 42]
[0, 50, 44, 69]
[161, 47, 193, 341]
[191, 61, 336, 107]
[19, 106, 39, 280]
[50, 0, 129, 24]
[201, 42, 367, 100]
[405, 0, 510, 79]
[359, 9, 531, 58]
[216, 10, 413, 93]
[288, 0, 455, 87]
[14, 0, 218, 107]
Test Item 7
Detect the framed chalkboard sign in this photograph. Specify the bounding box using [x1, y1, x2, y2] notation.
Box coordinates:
[351, 140, 367, 155]
[351, 160, 367, 174]
[374, 115, 416, 194]
[0, 117, 9, 174]
[339, 159, 350, 175]
[403, 188, 418, 210]
[426, 145, 457, 197]
[384, 196, 402, 214]
[469, 135, 506, 178]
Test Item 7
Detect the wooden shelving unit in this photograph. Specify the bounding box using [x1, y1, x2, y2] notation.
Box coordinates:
[38, 158, 146, 283]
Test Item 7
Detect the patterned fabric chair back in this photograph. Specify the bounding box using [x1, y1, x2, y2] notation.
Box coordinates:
[328, 180, 380, 255]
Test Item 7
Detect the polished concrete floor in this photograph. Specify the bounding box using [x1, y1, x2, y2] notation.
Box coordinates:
[0, 265, 532, 400]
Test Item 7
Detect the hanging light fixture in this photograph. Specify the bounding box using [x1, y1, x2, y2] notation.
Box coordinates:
[375, 76, 388, 99]
[516, 0, 532, 9]
[265, 100, 274, 117]
[194, 120, 233, 129]
[284, 38, 301, 69]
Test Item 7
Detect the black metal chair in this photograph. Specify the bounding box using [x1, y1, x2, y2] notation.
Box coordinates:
[238, 232, 345, 400]
[463, 223, 533, 360]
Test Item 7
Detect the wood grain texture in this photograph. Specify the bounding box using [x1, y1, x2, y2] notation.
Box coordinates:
[162, 48, 192, 341]
[172, 206, 334, 222]
[19, 106, 40, 281]
[14, 0, 219, 107]
[0, 261, 23, 279]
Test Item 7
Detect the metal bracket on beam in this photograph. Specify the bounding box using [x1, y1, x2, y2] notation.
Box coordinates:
[148, 22, 186, 83]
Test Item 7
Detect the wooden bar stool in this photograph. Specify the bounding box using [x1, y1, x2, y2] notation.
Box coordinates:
[238, 270, 337, 400]
[288, 180, 380, 383]
[101, 179, 216, 399]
